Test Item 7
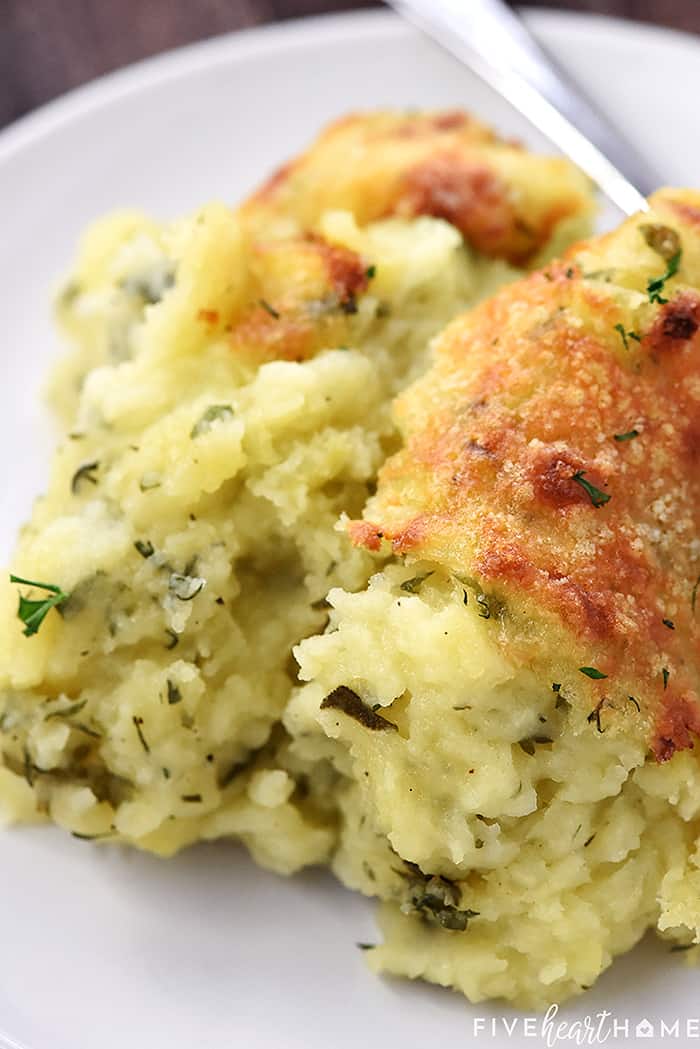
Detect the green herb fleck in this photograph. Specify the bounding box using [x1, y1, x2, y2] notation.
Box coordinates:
[583, 833, 596, 847]
[162, 767, 171, 779]
[365, 265, 376, 280]
[134, 540, 155, 559]
[400, 863, 478, 932]
[181, 793, 202, 803]
[572, 471, 611, 508]
[132, 716, 150, 754]
[71, 830, 114, 841]
[647, 250, 682, 305]
[259, 298, 280, 319]
[400, 572, 433, 594]
[613, 323, 641, 351]
[167, 679, 182, 705]
[614, 429, 640, 442]
[71, 460, 100, 494]
[164, 629, 179, 650]
[640, 223, 681, 262]
[476, 594, 491, 619]
[10, 575, 69, 637]
[190, 404, 234, 439]
[693, 576, 700, 615]
[169, 573, 206, 601]
[320, 686, 397, 732]
[552, 683, 561, 693]
[662, 618, 675, 630]
[579, 666, 607, 680]
[662, 667, 670, 689]
[356, 943, 375, 950]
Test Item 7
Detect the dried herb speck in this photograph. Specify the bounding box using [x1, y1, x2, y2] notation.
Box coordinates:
[71, 460, 100, 494]
[167, 679, 182, 705]
[169, 573, 206, 601]
[132, 716, 150, 754]
[321, 686, 397, 732]
[400, 572, 432, 594]
[518, 735, 553, 756]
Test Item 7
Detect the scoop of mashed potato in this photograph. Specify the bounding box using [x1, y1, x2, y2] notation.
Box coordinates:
[288, 189, 700, 1005]
[0, 112, 592, 876]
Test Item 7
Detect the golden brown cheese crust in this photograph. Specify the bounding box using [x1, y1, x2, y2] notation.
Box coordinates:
[351, 189, 700, 762]
[193, 110, 593, 365]
[242, 111, 593, 266]
[223, 234, 368, 362]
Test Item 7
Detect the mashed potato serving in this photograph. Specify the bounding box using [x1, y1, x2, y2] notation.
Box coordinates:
[3, 110, 698, 1008]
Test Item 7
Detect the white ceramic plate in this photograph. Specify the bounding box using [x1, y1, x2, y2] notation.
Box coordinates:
[1, 9, 699, 1048]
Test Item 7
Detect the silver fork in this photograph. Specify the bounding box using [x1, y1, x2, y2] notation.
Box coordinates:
[385, 0, 660, 216]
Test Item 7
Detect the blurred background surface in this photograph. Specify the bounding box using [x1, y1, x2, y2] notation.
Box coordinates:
[2, 0, 698, 130]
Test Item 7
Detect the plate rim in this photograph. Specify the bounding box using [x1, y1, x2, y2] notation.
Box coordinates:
[1, 6, 699, 169]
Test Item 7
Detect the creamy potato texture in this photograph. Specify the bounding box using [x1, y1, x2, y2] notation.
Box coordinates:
[10, 112, 692, 1009]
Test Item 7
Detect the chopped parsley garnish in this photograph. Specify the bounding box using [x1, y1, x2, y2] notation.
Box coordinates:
[614, 429, 639, 442]
[613, 323, 641, 351]
[71, 460, 100, 494]
[181, 793, 202, 803]
[572, 471, 610, 508]
[579, 666, 607, 680]
[168, 572, 206, 601]
[190, 404, 234, 439]
[692, 576, 700, 615]
[662, 667, 670, 689]
[551, 683, 561, 692]
[134, 540, 155, 559]
[662, 618, 675, 630]
[132, 716, 150, 754]
[320, 686, 397, 732]
[647, 250, 682, 305]
[259, 298, 280, 319]
[365, 265, 376, 280]
[10, 575, 69, 637]
[356, 943, 375, 951]
[166, 679, 182, 705]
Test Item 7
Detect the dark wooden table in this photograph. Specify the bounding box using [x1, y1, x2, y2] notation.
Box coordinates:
[2, 1, 698, 130]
